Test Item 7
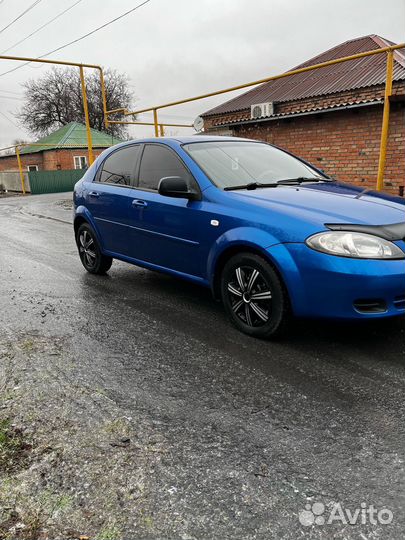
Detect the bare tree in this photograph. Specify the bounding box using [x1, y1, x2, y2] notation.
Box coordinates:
[18, 67, 135, 139]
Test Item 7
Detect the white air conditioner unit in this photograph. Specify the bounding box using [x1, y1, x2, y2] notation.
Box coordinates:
[250, 102, 274, 119]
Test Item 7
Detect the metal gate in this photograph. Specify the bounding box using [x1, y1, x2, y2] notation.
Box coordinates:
[28, 169, 85, 195]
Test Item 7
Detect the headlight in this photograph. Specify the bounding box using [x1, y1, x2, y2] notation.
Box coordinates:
[306, 231, 405, 259]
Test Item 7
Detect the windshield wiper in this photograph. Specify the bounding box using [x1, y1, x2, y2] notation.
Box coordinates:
[275, 176, 332, 185]
[224, 177, 334, 191]
[224, 182, 278, 191]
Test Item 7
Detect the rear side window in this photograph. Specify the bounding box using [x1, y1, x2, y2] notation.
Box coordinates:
[98, 145, 140, 186]
[138, 144, 191, 191]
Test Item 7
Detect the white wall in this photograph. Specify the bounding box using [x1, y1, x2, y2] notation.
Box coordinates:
[0, 172, 30, 193]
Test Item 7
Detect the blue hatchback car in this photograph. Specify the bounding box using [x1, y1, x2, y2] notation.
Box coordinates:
[73, 136, 405, 338]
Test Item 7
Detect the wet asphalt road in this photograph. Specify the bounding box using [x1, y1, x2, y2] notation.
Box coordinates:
[0, 192, 405, 539]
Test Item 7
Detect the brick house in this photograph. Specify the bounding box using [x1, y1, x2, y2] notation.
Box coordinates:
[201, 35, 405, 196]
[0, 122, 121, 173]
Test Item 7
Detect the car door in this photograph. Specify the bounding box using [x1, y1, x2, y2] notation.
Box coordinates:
[127, 143, 207, 277]
[85, 144, 141, 256]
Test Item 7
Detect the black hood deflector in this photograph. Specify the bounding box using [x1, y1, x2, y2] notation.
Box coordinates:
[326, 222, 405, 241]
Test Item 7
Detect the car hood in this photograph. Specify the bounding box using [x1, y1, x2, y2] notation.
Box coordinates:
[230, 181, 405, 227]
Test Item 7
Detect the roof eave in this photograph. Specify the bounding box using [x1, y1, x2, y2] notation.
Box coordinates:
[208, 99, 385, 128]
[20, 144, 112, 155]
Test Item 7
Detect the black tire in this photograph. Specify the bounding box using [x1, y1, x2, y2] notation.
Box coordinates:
[76, 223, 113, 275]
[220, 252, 290, 339]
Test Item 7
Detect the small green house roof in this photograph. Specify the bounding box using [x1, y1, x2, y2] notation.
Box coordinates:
[21, 122, 122, 154]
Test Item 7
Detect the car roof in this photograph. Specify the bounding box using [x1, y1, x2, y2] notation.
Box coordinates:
[166, 135, 254, 143]
[115, 135, 257, 146]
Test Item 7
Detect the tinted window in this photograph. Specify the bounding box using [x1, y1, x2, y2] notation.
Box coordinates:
[183, 141, 322, 189]
[98, 145, 140, 186]
[138, 144, 191, 191]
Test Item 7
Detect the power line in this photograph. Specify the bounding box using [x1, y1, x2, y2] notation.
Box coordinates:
[0, 0, 43, 36]
[1, 0, 83, 55]
[40, 0, 152, 58]
[0, 0, 151, 77]
[0, 110, 20, 128]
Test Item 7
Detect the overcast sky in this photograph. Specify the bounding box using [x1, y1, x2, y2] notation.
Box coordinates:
[0, 0, 404, 147]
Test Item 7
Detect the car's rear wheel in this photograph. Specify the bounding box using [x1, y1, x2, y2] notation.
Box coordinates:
[76, 223, 113, 275]
[220, 253, 290, 339]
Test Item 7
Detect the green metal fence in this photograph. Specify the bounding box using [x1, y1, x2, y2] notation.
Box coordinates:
[28, 169, 85, 195]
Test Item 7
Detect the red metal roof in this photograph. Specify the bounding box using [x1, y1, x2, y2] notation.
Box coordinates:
[202, 35, 405, 117]
[211, 98, 384, 126]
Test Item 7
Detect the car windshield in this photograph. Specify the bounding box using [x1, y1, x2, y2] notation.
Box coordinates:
[183, 140, 323, 189]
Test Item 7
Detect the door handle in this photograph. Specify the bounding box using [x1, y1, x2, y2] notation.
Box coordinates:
[89, 191, 100, 198]
[132, 199, 148, 207]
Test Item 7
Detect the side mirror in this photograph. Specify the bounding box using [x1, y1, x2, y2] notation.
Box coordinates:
[158, 176, 199, 200]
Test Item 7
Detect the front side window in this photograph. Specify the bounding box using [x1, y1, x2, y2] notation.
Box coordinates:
[74, 156, 87, 170]
[183, 141, 323, 189]
[27, 165, 38, 172]
[98, 145, 140, 186]
[138, 144, 191, 191]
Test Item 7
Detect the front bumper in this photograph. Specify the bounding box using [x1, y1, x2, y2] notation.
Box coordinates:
[266, 243, 405, 319]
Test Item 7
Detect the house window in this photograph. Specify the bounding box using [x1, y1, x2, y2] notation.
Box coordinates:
[27, 165, 38, 172]
[74, 156, 87, 170]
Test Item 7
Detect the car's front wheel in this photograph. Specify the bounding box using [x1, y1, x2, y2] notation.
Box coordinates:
[220, 253, 290, 339]
[76, 223, 113, 275]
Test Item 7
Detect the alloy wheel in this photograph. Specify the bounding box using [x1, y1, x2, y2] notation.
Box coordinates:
[227, 265, 272, 327]
[79, 230, 97, 268]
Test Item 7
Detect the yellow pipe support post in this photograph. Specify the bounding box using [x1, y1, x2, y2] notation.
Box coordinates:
[0, 54, 107, 165]
[159, 124, 165, 137]
[98, 67, 109, 130]
[0, 54, 101, 70]
[15, 146, 26, 195]
[79, 65, 94, 165]
[153, 109, 159, 137]
[108, 120, 192, 128]
[1, 46, 404, 185]
[376, 51, 394, 191]
[106, 108, 128, 115]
